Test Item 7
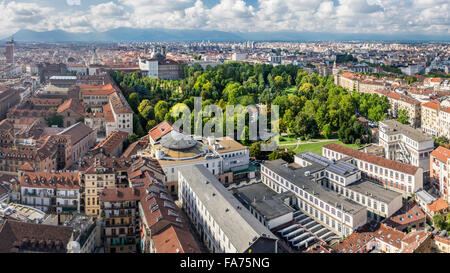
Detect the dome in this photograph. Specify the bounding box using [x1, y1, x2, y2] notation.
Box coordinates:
[160, 131, 197, 150]
[152, 52, 166, 62]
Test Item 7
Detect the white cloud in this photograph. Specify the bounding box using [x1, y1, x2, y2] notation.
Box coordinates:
[0, 0, 448, 37]
[67, 0, 81, 6]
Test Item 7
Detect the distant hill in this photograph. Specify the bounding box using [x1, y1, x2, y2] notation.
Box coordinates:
[3, 28, 244, 43]
[3, 28, 450, 42]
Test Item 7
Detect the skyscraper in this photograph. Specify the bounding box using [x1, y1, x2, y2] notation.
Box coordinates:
[5, 38, 14, 64]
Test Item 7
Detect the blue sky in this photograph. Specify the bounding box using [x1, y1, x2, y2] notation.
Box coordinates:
[0, 0, 448, 37]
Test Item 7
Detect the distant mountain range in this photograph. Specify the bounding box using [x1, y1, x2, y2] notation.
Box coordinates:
[2, 28, 450, 43]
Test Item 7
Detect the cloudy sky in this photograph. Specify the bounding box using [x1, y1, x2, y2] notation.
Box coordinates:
[0, 0, 448, 37]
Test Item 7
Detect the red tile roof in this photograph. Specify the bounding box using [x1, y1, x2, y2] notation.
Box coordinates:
[80, 84, 116, 96]
[20, 172, 80, 189]
[103, 103, 115, 123]
[100, 187, 143, 202]
[427, 198, 448, 213]
[323, 143, 420, 175]
[18, 162, 35, 172]
[93, 130, 128, 155]
[333, 222, 405, 253]
[152, 225, 200, 253]
[0, 220, 73, 253]
[384, 202, 425, 229]
[422, 101, 441, 110]
[431, 146, 450, 163]
[400, 230, 431, 253]
[149, 121, 173, 142]
[57, 98, 85, 116]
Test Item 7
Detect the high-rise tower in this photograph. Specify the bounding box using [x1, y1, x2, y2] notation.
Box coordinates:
[5, 37, 14, 64]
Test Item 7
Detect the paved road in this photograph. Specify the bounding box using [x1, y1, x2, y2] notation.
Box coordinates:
[175, 200, 210, 253]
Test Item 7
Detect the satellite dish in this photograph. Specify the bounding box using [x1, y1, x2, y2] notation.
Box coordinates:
[67, 241, 81, 253]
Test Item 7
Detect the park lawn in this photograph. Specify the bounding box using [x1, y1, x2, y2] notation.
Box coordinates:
[279, 135, 300, 144]
[284, 140, 360, 155]
[279, 134, 336, 145]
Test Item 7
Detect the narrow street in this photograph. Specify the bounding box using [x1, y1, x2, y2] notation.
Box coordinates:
[175, 200, 209, 253]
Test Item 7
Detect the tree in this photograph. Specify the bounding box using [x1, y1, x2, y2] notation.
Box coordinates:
[434, 136, 450, 148]
[283, 109, 297, 134]
[432, 213, 446, 231]
[268, 150, 280, 161]
[45, 114, 64, 128]
[294, 112, 319, 140]
[397, 109, 409, 124]
[128, 92, 140, 111]
[127, 133, 139, 144]
[338, 116, 366, 144]
[273, 75, 286, 92]
[249, 142, 262, 159]
[133, 114, 146, 137]
[298, 83, 314, 99]
[154, 101, 169, 122]
[146, 120, 157, 132]
[322, 123, 333, 139]
[268, 150, 295, 163]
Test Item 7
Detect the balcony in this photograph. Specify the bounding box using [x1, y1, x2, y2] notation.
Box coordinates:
[56, 194, 78, 199]
[23, 191, 53, 198]
[109, 237, 136, 246]
[104, 221, 137, 228]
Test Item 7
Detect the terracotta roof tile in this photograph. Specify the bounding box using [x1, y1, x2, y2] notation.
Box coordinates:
[427, 198, 448, 213]
[152, 225, 200, 253]
[431, 146, 450, 163]
[149, 121, 173, 142]
[323, 143, 420, 175]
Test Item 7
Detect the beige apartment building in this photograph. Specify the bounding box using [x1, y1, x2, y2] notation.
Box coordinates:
[334, 72, 359, 91]
[421, 100, 450, 140]
[438, 108, 450, 140]
[84, 159, 117, 216]
[359, 80, 387, 94]
[421, 101, 441, 137]
[376, 90, 421, 128]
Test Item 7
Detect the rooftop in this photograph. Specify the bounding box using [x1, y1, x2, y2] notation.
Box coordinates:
[58, 122, 94, 146]
[263, 159, 365, 215]
[346, 179, 402, 204]
[0, 219, 73, 253]
[323, 143, 420, 175]
[415, 190, 436, 205]
[179, 165, 277, 253]
[232, 182, 294, 221]
[380, 120, 433, 142]
[431, 146, 450, 163]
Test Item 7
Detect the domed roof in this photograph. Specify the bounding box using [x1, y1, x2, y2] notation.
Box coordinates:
[152, 52, 166, 62]
[160, 131, 197, 150]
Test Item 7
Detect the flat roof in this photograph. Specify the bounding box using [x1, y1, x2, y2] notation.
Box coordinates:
[346, 180, 402, 204]
[49, 76, 77, 80]
[179, 165, 277, 253]
[415, 190, 436, 205]
[263, 159, 365, 215]
[380, 120, 432, 142]
[232, 183, 294, 221]
[210, 136, 248, 154]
